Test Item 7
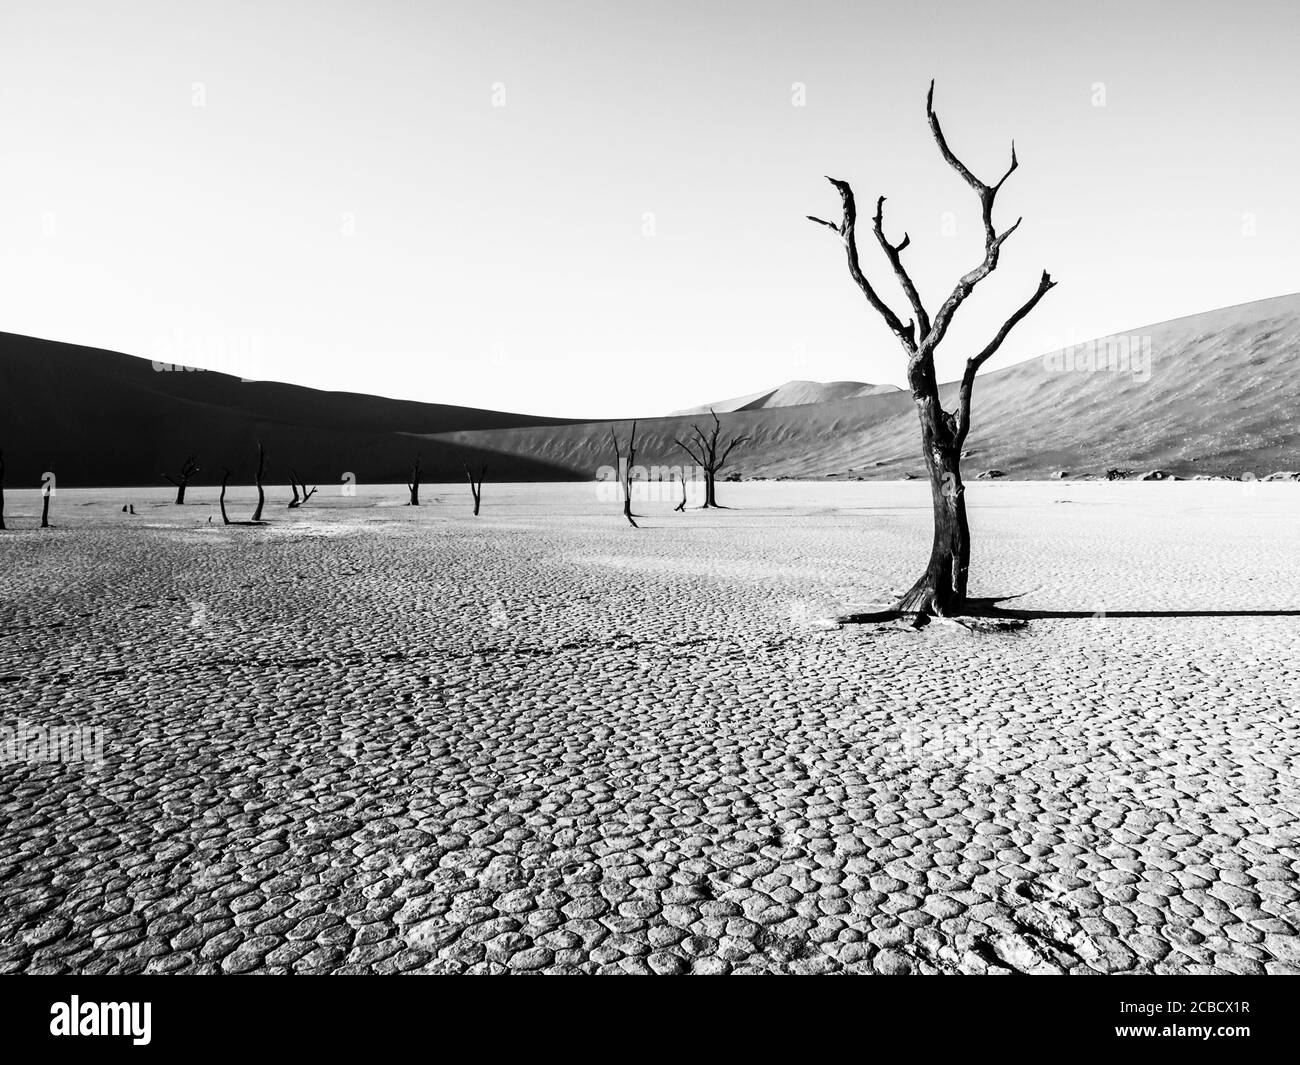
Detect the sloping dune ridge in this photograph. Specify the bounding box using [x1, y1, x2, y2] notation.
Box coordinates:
[0, 333, 580, 486]
[435, 292, 1300, 480]
[669, 379, 901, 415]
[1, 292, 1298, 486]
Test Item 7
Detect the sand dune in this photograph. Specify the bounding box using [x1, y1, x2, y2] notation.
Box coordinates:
[669, 379, 901, 416]
[0, 332, 579, 487]
[3, 293, 1299, 488]
[438, 293, 1300, 481]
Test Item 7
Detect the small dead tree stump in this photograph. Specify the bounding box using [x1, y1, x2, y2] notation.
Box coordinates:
[464, 462, 486, 516]
[407, 455, 421, 506]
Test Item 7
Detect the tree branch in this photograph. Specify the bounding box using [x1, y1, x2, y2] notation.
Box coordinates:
[954, 270, 1057, 446]
[922, 80, 1023, 354]
[809, 177, 915, 349]
[717, 435, 749, 469]
[872, 195, 930, 338]
[674, 437, 706, 468]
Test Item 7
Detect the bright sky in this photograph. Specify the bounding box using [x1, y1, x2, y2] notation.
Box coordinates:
[2, 0, 1296, 418]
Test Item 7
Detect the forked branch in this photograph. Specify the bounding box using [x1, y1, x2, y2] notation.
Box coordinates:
[872, 196, 930, 338]
[808, 179, 916, 349]
[464, 462, 486, 516]
[922, 79, 1026, 354]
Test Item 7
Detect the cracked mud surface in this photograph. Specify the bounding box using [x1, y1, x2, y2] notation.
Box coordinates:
[1, 481, 1298, 974]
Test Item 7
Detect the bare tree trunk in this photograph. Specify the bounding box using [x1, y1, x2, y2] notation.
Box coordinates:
[895, 434, 969, 617]
[408, 455, 421, 506]
[0, 450, 6, 531]
[610, 423, 639, 528]
[41, 486, 51, 528]
[675, 471, 686, 512]
[464, 463, 485, 516]
[251, 443, 266, 523]
[220, 469, 232, 525]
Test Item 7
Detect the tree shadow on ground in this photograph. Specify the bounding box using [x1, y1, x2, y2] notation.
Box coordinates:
[838, 593, 1300, 628]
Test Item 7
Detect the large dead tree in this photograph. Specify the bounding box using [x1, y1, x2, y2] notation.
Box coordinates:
[407, 455, 421, 507]
[163, 454, 200, 504]
[674, 409, 747, 509]
[808, 81, 1056, 621]
[287, 468, 318, 509]
[0, 450, 6, 531]
[464, 462, 486, 516]
[609, 422, 639, 528]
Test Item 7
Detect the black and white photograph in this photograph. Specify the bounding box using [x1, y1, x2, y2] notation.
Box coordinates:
[0, 0, 1296, 1049]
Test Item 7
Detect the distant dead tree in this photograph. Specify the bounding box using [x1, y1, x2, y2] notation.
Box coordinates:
[219, 447, 269, 526]
[287, 468, 318, 509]
[251, 443, 267, 523]
[220, 468, 232, 525]
[674, 409, 747, 509]
[407, 454, 422, 506]
[163, 454, 200, 504]
[675, 470, 687, 512]
[609, 422, 639, 528]
[808, 81, 1056, 623]
[0, 450, 6, 531]
[464, 462, 486, 516]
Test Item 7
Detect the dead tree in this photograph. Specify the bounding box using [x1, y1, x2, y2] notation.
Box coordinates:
[609, 422, 639, 528]
[407, 455, 421, 506]
[220, 468, 232, 525]
[251, 442, 267, 523]
[808, 81, 1056, 621]
[287, 468, 318, 509]
[163, 454, 200, 504]
[0, 450, 6, 531]
[464, 462, 486, 516]
[674, 409, 747, 509]
[675, 470, 687, 512]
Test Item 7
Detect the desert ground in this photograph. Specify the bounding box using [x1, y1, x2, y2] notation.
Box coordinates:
[1, 480, 1297, 975]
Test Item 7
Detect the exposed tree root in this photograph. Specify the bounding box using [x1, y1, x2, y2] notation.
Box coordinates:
[836, 590, 1031, 632]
